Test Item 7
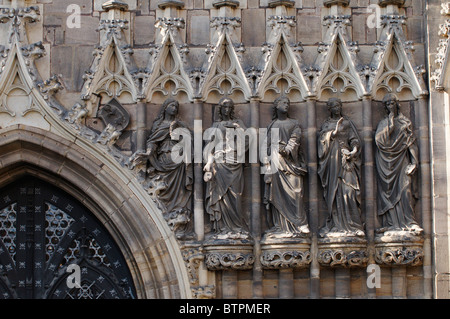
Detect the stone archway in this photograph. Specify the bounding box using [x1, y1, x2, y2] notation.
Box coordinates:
[0, 125, 191, 299]
[0, 175, 137, 299]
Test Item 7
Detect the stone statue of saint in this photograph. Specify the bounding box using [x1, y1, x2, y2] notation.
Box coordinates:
[204, 97, 250, 240]
[135, 98, 194, 239]
[263, 96, 310, 239]
[318, 98, 365, 238]
[375, 93, 423, 235]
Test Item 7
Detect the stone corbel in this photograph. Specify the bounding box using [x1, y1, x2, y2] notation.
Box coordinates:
[375, 233, 424, 267]
[317, 237, 368, 268]
[204, 238, 255, 271]
[260, 237, 311, 269]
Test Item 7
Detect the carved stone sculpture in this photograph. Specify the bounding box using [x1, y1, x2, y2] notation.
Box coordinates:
[375, 93, 423, 236]
[133, 98, 194, 239]
[263, 96, 310, 239]
[318, 98, 365, 238]
[96, 97, 130, 147]
[204, 97, 250, 240]
[317, 249, 368, 268]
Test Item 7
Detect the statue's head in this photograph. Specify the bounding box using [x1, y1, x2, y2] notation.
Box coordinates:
[327, 97, 342, 115]
[162, 98, 179, 114]
[382, 93, 399, 114]
[217, 97, 235, 120]
[272, 95, 290, 119]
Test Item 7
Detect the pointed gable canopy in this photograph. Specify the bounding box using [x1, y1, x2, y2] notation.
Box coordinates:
[142, 16, 195, 102]
[369, 15, 428, 99]
[312, 14, 366, 101]
[256, 15, 310, 101]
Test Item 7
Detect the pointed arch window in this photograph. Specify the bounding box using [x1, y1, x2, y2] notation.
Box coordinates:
[0, 176, 136, 299]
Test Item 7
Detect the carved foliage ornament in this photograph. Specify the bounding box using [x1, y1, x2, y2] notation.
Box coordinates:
[205, 252, 255, 270]
[375, 247, 423, 266]
[318, 249, 368, 268]
[431, 3, 450, 91]
[260, 250, 311, 269]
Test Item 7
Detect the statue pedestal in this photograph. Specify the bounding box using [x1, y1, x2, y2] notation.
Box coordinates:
[375, 232, 424, 266]
[260, 236, 311, 269]
[318, 236, 368, 268]
[203, 237, 255, 271]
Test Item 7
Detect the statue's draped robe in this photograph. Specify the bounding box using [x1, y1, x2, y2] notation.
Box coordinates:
[205, 119, 249, 234]
[318, 117, 364, 235]
[375, 113, 419, 230]
[146, 120, 193, 215]
[264, 118, 308, 233]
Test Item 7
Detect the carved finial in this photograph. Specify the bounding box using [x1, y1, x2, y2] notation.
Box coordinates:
[212, 0, 240, 8]
[441, 2, 450, 15]
[158, 0, 185, 9]
[102, 0, 129, 11]
[378, 0, 405, 7]
[323, 0, 349, 7]
[268, 0, 295, 8]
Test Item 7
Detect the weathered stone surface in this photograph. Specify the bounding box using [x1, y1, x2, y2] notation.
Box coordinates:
[0, 0, 444, 300]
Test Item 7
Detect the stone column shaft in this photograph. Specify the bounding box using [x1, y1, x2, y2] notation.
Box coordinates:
[136, 102, 147, 152]
[417, 96, 433, 299]
[250, 99, 263, 298]
[306, 97, 320, 298]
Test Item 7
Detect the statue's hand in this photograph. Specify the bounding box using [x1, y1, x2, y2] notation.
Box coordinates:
[203, 162, 212, 172]
[405, 164, 416, 175]
[332, 117, 344, 137]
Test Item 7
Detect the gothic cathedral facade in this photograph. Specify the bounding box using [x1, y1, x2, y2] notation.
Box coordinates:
[0, 0, 447, 299]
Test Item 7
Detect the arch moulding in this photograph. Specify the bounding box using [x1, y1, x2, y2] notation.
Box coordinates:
[0, 124, 192, 299]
